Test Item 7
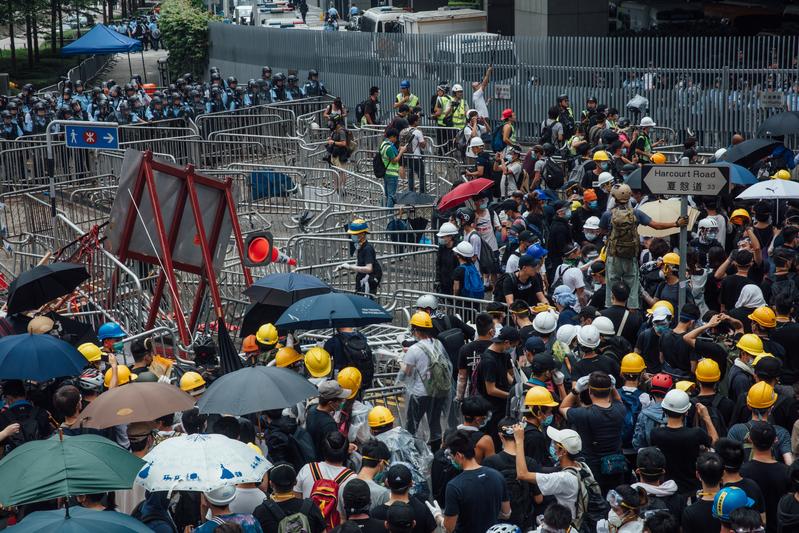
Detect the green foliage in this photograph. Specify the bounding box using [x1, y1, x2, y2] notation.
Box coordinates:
[159, 0, 218, 78]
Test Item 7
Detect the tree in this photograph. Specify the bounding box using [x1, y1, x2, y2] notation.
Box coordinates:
[159, 0, 218, 77]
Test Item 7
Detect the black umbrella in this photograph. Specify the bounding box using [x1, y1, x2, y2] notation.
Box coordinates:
[7, 263, 89, 314]
[216, 318, 243, 375]
[757, 111, 799, 137]
[242, 273, 331, 306]
[394, 191, 436, 206]
[240, 302, 286, 338]
[624, 167, 642, 190]
[720, 139, 781, 169]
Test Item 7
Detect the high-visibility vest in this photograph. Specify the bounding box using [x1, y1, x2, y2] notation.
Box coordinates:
[436, 95, 451, 126]
[452, 98, 467, 129]
[396, 92, 419, 109]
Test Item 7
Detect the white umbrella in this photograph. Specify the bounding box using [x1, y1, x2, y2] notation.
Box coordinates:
[637, 199, 701, 238]
[736, 179, 799, 200]
[135, 433, 271, 492]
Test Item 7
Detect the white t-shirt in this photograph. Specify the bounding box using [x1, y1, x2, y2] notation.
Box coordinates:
[535, 469, 580, 518]
[475, 209, 500, 251]
[472, 87, 489, 118]
[229, 487, 267, 514]
[464, 123, 488, 140]
[500, 160, 523, 197]
[294, 461, 355, 518]
[410, 128, 425, 156]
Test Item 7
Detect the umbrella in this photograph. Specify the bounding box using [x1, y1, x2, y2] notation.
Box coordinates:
[197, 366, 318, 415]
[13, 506, 152, 532]
[243, 272, 331, 306]
[720, 139, 781, 168]
[712, 161, 757, 186]
[437, 178, 494, 211]
[45, 312, 99, 346]
[624, 167, 642, 189]
[72, 382, 196, 429]
[275, 292, 392, 330]
[240, 301, 286, 338]
[0, 433, 144, 506]
[757, 111, 799, 137]
[136, 433, 271, 492]
[736, 179, 799, 200]
[394, 191, 435, 206]
[0, 334, 88, 381]
[637, 199, 701, 238]
[6, 262, 89, 314]
[216, 318, 244, 375]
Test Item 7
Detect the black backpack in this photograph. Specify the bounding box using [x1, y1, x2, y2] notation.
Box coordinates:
[466, 230, 495, 275]
[373, 147, 387, 179]
[486, 455, 533, 529]
[340, 333, 374, 386]
[767, 272, 799, 307]
[435, 315, 466, 367]
[705, 395, 728, 439]
[355, 100, 369, 124]
[539, 120, 554, 145]
[542, 158, 565, 189]
[2, 405, 43, 452]
[492, 271, 512, 302]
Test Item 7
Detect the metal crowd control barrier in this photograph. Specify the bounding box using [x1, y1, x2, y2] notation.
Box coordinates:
[206, 115, 293, 139]
[385, 288, 503, 330]
[118, 138, 267, 168]
[0, 141, 93, 188]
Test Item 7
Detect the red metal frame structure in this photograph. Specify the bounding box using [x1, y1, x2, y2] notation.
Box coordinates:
[115, 151, 253, 347]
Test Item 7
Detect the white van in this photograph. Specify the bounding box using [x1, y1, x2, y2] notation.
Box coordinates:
[358, 6, 405, 33]
[400, 9, 487, 35]
[432, 32, 518, 85]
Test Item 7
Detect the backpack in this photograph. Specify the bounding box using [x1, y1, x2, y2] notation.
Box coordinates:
[2, 405, 43, 452]
[461, 262, 485, 300]
[466, 230, 495, 275]
[565, 464, 609, 533]
[636, 408, 667, 449]
[767, 272, 799, 307]
[568, 159, 591, 186]
[492, 270, 511, 302]
[541, 158, 565, 190]
[559, 110, 576, 139]
[373, 142, 388, 179]
[548, 264, 570, 298]
[491, 123, 506, 152]
[340, 333, 374, 386]
[416, 340, 453, 398]
[700, 395, 728, 439]
[491, 455, 533, 528]
[539, 120, 554, 145]
[355, 100, 368, 123]
[607, 207, 639, 259]
[454, 129, 468, 155]
[263, 499, 314, 533]
[620, 388, 643, 449]
[435, 315, 466, 367]
[309, 462, 354, 530]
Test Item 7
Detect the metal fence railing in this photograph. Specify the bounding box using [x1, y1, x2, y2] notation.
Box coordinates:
[209, 25, 799, 147]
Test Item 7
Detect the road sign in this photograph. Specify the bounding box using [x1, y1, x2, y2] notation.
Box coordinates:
[760, 91, 785, 108]
[64, 124, 119, 150]
[642, 164, 730, 197]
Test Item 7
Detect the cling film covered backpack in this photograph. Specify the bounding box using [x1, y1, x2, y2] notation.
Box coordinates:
[607, 207, 639, 258]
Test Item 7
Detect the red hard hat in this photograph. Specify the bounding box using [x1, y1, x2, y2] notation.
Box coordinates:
[650, 373, 674, 395]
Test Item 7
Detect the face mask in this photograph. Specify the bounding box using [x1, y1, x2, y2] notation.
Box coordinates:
[654, 324, 670, 336]
[562, 210, 572, 220]
[548, 444, 560, 464]
[504, 344, 515, 354]
[113, 341, 124, 352]
[588, 201, 598, 209]
[608, 510, 624, 529]
[374, 470, 387, 484]
[351, 234, 359, 245]
[479, 414, 491, 430]
[585, 232, 598, 241]
[600, 162, 609, 171]
[542, 414, 554, 428]
[479, 201, 488, 209]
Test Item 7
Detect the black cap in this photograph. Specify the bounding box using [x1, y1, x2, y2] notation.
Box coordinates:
[590, 261, 606, 275]
[531, 353, 557, 372]
[553, 200, 569, 211]
[268, 463, 297, 488]
[519, 230, 534, 243]
[486, 302, 505, 314]
[525, 336, 547, 355]
[754, 355, 782, 379]
[342, 478, 372, 513]
[518, 255, 538, 269]
[491, 326, 520, 343]
[499, 199, 520, 212]
[637, 446, 666, 474]
[386, 464, 413, 491]
[587, 95, 597, 103]
[387, 501, 415, 531]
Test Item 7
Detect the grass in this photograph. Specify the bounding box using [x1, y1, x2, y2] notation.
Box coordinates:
[0, 29, 86, 90]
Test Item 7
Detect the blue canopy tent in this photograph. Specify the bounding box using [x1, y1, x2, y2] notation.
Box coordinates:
[61, 25, 146, 81]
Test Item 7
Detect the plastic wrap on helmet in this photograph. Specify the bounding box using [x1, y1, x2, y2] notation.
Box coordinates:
[376, 427, 433, 497]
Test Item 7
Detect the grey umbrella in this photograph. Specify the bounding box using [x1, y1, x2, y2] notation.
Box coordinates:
[196, 366, 318, 415]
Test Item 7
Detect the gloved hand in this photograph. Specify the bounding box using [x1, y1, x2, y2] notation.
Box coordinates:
[425, 500, 445, 527]
[334, 263, 353, 272]
[552, 370, 565, 385]
[609, 374, 616, 388]
[574, 375, 590, 393]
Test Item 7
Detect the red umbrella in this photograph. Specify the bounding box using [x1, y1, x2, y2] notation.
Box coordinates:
[437, 178, 494, 211]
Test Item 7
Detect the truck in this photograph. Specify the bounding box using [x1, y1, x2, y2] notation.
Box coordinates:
[400, 8, 486, 34]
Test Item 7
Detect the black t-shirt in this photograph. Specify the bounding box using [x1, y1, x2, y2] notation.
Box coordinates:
[502, 272, 542, 304]
[692, 338, 729, 378]
[482, 451, 541, 529]
[476, 349, 511, 410]
[681, 499, 720, 533]
[570, 354, 621, 383]
[720, 274, 755, 310]
[371, 497, 437, 533]
[565, 401, 626, 467]
[522, 424, 552, 467]
[305, 405, 338, 461]
[740, 460, 792, 533]
[253, 498, 327, 533]
[635, 327, 662, 374]
[650, 426, 711, 494]
[694, 393, 734, 429]
[363, 100, 378, 123]
[777, 493, 799, 532]
[588, 285, 606, 311]
[458, 340, 492, 373]
[660, 331, 693, 373]
[770, 322, 799, 384]
[356, 242, 379, 286]
[331, 517, 387, 533]
[724, 478, 765, 513]
[443, 467, 508, 533]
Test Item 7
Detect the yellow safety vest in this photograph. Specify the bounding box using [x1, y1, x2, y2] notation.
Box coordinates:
[396, 92, 419, 109]
[436, 95, 451, 126]
[452, 98, 467, 129]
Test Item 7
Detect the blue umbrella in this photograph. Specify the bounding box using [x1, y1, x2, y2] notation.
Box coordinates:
[712, 161, 757, 186]
[13, 506, 151, 532]
[242, 272, 332, 306]
[0, 334, 87, 380]
[275, 292, 392, 330]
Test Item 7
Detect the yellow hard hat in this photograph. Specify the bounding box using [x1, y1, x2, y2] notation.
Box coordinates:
[592, 150, 610, 162]
[730, 209, 751, 225]
[337, 367, 362, 399]
[104, 365, 137, 388]
[736, 333, 765, 357]
[748, 306, 776, 329]
[695, 358, 721, 382]
[651, 152, 667, 164]
[78, 342, 103, 363]
[304, 346, 332, 378]
[275, 346, 303, 368]
[409, 311, 433, 329]
[524, 386, 559, 408]
[570, 200, 582, 212]
[675, 380, 696, 393]
[368, 406, 395, 428]
[620, 353, 646, 374]
[772, 169, 791, 180]
[662, 252, 680, 266]
[747, 381, 777, 409]
[247, 442, 264, 456]
[646, 300, 675, 316]
[179, 371, 206, 395]
[256, 323, 278, 346]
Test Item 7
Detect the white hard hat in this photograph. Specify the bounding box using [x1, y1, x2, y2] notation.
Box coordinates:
[592, 316, 615, 336]
[595, 172, 614, 187]
[469, 137, 484, 148]
[639, 116, 656, 127]
[556, 324, 578, 345]
[451, 83, 463, 92]
[415, 294, 438, 310]
[698, 217, 719, 230]
[533, 310, 558, 334]
[577, 324, 601, 349]
[662, 389, 691, 414]
[584, 216, 600, 230]
[714, 148, 727, 160]
[436, 222, 459, 237]
[454, 241, 474, 257]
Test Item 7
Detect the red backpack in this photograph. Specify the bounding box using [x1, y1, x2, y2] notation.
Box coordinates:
[309, 462, 354, 530]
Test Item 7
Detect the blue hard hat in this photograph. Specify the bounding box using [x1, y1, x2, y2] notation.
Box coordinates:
[98, 322, 126, 341]
[400, 80, 410, 89]
[347, 218, 369, 235]
[712, 486, 754, 521]
[526, 243, 549, 261]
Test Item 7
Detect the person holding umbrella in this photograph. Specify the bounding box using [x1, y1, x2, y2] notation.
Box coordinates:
[336, 219, 382, 296]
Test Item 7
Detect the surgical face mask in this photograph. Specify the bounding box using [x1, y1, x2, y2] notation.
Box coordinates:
[351, 234, 359, 245]
[373, 470, 387, 484]
[588, 201, 598, 209]
[479, 200, 488, 209]
[607, 509, 624, 529]
[585, 232, 598, 241]
[542, 414, 554, 428]
[600, 162, 610, 171]
[562, 210, 572, 220]
[504, 344, 515, 354]
[479, 413, 492, 430]
[654, 324, 670, 336]
[113, 341, 124, 352]
[548, 444, 560, 464]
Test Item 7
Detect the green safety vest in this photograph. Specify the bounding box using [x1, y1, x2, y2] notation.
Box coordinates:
[452, 98, 467, 129]
[436, 95, 451, 126]
[638, 132, 652, 161]
[396, 92, 419, 109]
[506, 121, 516, 144]
[380, 140, 400, 177]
